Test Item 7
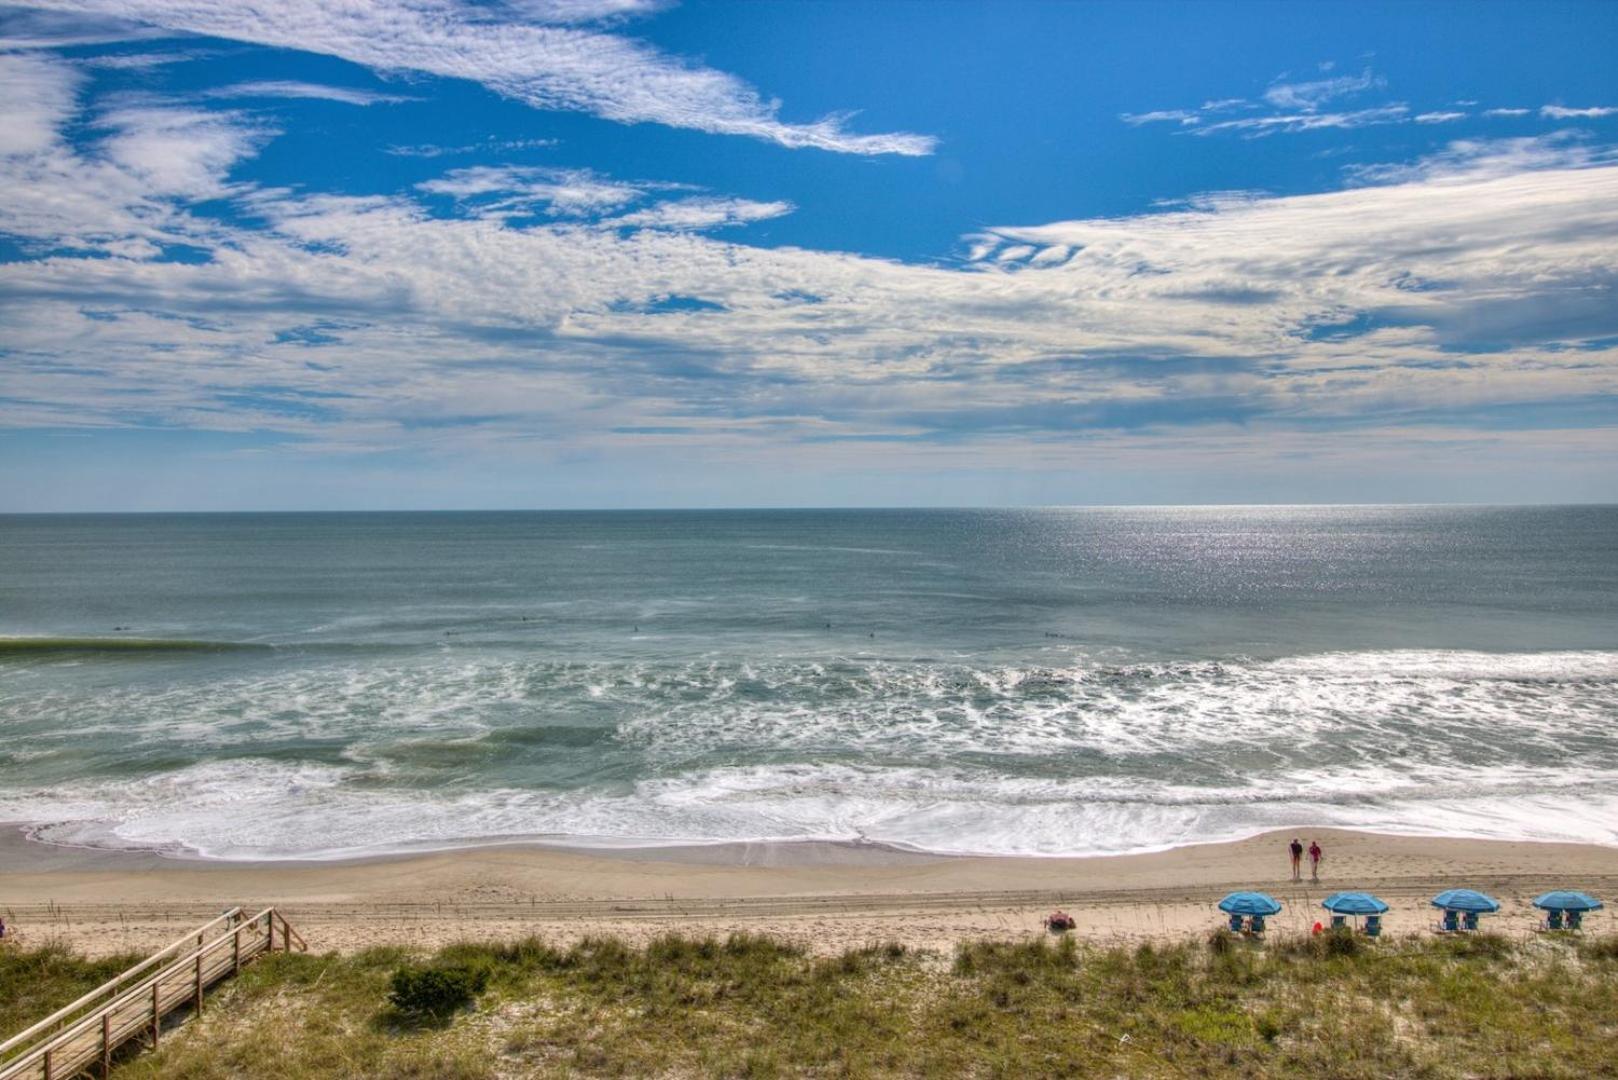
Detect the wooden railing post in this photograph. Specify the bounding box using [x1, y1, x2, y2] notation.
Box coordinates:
[150, 982, 160, 1049]
[234, 923, 242, 973]
[42, 1047, 52, 1080]
[194, 951, 204, 1013]
[102, 1012, 112, 1076]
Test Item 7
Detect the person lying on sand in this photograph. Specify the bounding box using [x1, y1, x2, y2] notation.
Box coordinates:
[1045, 910, 1076, 932]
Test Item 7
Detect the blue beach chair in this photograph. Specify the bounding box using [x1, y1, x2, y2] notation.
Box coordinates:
[1546, 910, 1565, 931]
[1228, 913, 1244, 933]
[1364, 915, 1382, 938]
[1438, 910, 1459, 933]
[1568, 910, 1584, 931]
[1249, 915, 1267, 935]
[1330, 914, 1346, 930]
[1461, 912, 1479, 932]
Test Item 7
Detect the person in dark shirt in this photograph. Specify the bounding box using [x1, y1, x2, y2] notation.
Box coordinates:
[1289, 838, 1304, 881]
[1308, 840, 1323, 881]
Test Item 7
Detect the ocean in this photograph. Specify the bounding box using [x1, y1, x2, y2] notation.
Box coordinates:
[1, 506, 1615, 861]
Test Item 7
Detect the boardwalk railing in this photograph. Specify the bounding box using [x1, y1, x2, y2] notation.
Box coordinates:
[0, 907, 305, 1080]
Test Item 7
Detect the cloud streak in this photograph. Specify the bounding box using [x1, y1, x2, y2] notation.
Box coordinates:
[203, 80, 418, 106]
[14, 0, 938, 154]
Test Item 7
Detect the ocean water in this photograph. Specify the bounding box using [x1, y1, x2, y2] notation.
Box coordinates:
[1, 506, 1616, 861]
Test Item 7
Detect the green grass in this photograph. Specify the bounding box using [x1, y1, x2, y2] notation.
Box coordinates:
[0, 940, 145, 1037]
[6, 932, 1618, 1078]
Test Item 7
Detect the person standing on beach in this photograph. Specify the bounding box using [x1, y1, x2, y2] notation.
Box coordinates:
[1289, 838, 1304, 881]
[1308, 840, 1323, 882]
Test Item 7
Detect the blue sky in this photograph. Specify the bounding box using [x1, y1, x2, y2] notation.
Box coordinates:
[1, 0, 1616, 509]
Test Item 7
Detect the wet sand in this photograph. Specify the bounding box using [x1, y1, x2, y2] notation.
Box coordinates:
[3, 827, 1615, 956]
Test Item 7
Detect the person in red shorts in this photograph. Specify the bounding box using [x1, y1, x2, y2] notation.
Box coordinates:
[1308, 840, 1323, 882]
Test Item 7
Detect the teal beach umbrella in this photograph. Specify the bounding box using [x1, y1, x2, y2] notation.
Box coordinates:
[1218, 892, 1282, 916]
[1532, 891, 1604, 912]
[1430, 889, 1500, 913]
[1321, 892, 1389, 915]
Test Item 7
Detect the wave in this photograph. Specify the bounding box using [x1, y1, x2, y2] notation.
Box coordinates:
[2, 647, 1616, 860]
[10, 757, 1618, 862]
[0, 636, 272, 657]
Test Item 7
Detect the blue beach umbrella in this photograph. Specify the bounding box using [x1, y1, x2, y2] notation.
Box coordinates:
[1430, 889, 1501, 914]
[1321, 892, 1389, 915]
[1532, 891, 1605, 912]
[1218, 892, 1283, 916]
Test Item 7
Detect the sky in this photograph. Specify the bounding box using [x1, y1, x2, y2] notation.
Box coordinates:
[1, 0, 1616, 510]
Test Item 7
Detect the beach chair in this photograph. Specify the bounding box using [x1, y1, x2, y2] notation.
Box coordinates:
[1228, 913, 1245, 933]
[1248, 915, 1266, 935]
[1330, 914, 1347, 930]
[1461, 912, 1479, 932]
[1437, 910, 1459, 933]
[1364, 915, 1382, 938]
[1568, 910, 1584, 931]
[1546, 910, 1565, 931]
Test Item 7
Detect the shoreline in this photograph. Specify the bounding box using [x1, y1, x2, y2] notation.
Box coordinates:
[5, 825, 1616, 956]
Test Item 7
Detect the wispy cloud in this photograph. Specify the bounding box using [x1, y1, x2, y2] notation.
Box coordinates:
[385, 138, 559, 158]
[417, 165, 649, 216]
[4, 44, 1615, 465]
[1122, 66, 1422, 138]
[94, 103, 277, 198]
[2, 49, 1615, 494]
[1343, 134, 1618, 185]
[1541, 104, 1618, 119]
[204, 80, 418, 106]
[1120, 109, 1201, 127]
[1197, 104, 1410, 137]
[0, 50, 82, 156]
[12, 0, 938, 154]
[604, 196, 793, 230]
[1262, 68, 1382, 111]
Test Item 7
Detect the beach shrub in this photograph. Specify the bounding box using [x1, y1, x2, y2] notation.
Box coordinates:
[388, 962, 488, 1017]
[1440, 931, 1512, 960]
[1580, 936, 1618, 962]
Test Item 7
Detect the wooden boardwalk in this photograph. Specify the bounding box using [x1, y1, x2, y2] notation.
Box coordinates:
[0, 907, 305, 1080]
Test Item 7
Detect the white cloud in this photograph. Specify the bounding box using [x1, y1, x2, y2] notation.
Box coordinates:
[204, 80, 418, 106]
[1120, 109, 1199, 126]
[12, 0, 937, 154]
[385, 138, 559, 157]
[417, 165, 647, 216]
[1196, 105, 1408, 137]
[95, 104, 276, 198]
[1541, 105, 1618, 119]
[0, 50, 83, 156]
[1262, 68, 1382, 111]
[1, 53, 1615, 481]
[604, 196, 793, 230]
[497, 0, 670, 23]
[1126, 69, 1422, 139]
[0, 5, 165, 48]
[1484, 107, 1531, 118]
[1343, 134, 1616, 185]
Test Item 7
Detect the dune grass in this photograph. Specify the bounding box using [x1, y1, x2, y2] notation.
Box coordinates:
[6, 931, 1618, 1077]
[0, 940, 146, 1038]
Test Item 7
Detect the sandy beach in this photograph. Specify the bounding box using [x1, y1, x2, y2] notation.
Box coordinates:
[3, 826, 1615, 957]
